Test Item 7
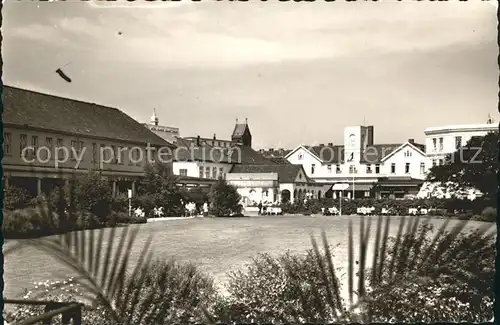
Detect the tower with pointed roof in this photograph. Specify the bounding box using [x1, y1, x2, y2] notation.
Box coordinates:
[151, 108, 159, 126]
[231, 117, 252, 147]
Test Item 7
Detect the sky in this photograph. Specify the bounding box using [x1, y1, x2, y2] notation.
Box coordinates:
[3, 0, 498, 149]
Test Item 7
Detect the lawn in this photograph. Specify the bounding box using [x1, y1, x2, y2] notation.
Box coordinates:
[4, 214, 493, 299]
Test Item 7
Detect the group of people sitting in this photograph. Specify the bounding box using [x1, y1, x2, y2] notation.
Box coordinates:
[133, 201, 210, 218]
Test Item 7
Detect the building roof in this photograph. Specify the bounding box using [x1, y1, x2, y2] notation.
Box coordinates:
[424, 123, 498, 135]
[3, 85, 173, 147]
[232, 123, 250, 138]
[172, 138, 275, 165]
[291, 142, 424, 164]
[229, 164, 309, 183]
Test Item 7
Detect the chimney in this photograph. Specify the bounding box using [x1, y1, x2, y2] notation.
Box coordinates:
[213, 133, 216, 140]
[328, 142, 333, 146]
[408, 138, 415, 144]
[196, 135, 201, 146]
[269, 148, 274, 152]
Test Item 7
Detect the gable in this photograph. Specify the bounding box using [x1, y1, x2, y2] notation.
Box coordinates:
[285, 145, 322, 163]
[293, 168, 307, 183]
[382, 142, 426, 162]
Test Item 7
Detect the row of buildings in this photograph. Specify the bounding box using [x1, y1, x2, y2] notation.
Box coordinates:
[3, 85, 497, 204]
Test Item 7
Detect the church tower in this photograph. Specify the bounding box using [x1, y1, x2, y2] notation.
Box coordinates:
[231, 117, 252, 147]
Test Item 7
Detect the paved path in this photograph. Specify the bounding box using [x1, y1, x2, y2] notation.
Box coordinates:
[147, 216, 196, 222]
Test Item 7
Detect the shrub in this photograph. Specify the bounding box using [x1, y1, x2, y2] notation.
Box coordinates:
[125, 259, 219, 324]
[218, 249, 344, 323]
[209, 178, 242, 217]
[365, 223, 494, 322]
[479, 206, 496, 222]
[3, 186, 30, 210]
[111, 193, 129, 213]
[3, 207, 58, 238]
[108, 211, 147, 226]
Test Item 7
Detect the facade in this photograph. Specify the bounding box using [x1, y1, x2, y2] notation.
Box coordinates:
[3, 86, 175, 197]
[227, 164, 330, 204]
[424, 120, 497, 167]
[143, 109, 180, 143]
[182, 118, 252, 148]
[285, 125, 427, 199]
[418, 118, 497, 200]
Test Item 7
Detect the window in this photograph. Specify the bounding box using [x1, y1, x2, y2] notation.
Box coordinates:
[336, 164, 341, 174]
[439, 137, 443, 151]
[92, 143, 97, 163]
[57, 138, 63, 148]
[31, 136, 38, 158]
[404, 150, 412, 158]
[71, 140, 77, 160]
[100, 144, 107, 162]
[219, 167, 224, 179]
[46, 137, 53, 160]
[420, 162, 425, 174]
[432, 138, 437, 151]
[199, 166, 204, 178]
[179, 169, 188, 176]
[327, 164, 332, 173]
[375, 164, 380, 174]
[212, 167, 217, 179]
[391, 163, 396, 174]
[366, 164, 372, 174]
[3, 132, 11, 155]
[349, 165, 356, 174]
[205, 166, 210, 178]
[405, 163, 410, 174]
[298, 153, 303, 160]
[455, 136, 462, 149]
[20, 134, 27, 158]
[439, 159, 444, 166]
[311, 164, 315, 174]
[432, 159, 437, 167]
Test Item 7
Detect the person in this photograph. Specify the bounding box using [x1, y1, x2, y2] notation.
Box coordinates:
[203, 201, 209, 217]
[258, 201, 263, 215]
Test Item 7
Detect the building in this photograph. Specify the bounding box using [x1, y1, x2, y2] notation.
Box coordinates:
[227, 164, 330, 204]
[285, 125, 428, 199]
[424, 118, 497, 167]
[418, 117, 498, 200]
[172, 120, 275, 193]
[143, 109, 180, 143]
[2, 86, 175, 197]
[182, 118, 252, 148]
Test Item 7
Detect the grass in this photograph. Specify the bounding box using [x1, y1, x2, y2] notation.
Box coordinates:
[4, 214, 491, 300]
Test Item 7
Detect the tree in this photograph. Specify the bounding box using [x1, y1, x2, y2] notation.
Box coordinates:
[75, 172, 113, 220]
[208, 178, 242, 217]
[426, 131, 498, 200]
[136, 162, 187, 217]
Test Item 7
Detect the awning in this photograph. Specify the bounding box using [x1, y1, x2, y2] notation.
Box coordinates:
[339, 184, 373, 192]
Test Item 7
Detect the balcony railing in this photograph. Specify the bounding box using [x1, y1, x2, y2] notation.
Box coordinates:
[5, 299, 83, 325]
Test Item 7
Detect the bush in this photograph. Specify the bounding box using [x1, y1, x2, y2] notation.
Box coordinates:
[3, 207, 58, 238]
[365, 223, 494, 322]
[3, 186, 30, 210]
[217, 249, 344, 323]
[111, 193, 129, 213]
[125, 259, 219, 324]
[478, 206, 496, 222]
[209, 178, 242, 217]
[108, 211, 147, 226]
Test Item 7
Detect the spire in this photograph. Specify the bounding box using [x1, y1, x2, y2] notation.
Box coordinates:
[236, 117, 239, 123]
[245, 117, 248, 124]
[151, 108, 159, 126]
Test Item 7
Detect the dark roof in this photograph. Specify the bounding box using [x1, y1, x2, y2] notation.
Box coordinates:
[3, 85, 172, 147]
[267, 157, 291, 165]
[259, 148, 292, 158]
[172, 139, 274, 165]
[309, 145, 345, 163]
[232, 123, 249, 138]
[229, 164, 308, 183]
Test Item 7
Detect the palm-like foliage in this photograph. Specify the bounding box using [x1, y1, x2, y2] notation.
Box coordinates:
[4, 174, 493, 324]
